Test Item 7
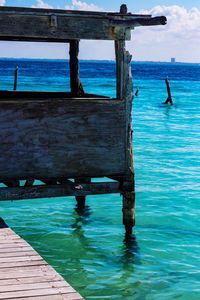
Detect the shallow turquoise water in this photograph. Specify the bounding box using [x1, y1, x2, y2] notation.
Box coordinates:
[0, 60, 199, 299]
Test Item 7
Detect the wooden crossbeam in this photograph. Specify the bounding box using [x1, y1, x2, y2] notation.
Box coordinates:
[0, 6, 166, 42]
[0, 181, 133, 201]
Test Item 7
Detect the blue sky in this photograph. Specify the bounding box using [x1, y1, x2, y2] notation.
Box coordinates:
[4, 0, 200, 11]
[0, 0, 200, 62]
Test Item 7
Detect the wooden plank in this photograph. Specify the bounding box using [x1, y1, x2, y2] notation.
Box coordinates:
[0, 243, 29, 249]
[0, 247, 31, 253]
[17, 294, 82, 300]
[0, 91, 109, 100]
[0, 99, 125, 180]
[0, 11, 128, 41]
[0, 260, 47, 268]
[0, 287, 75, 299]
[0, 277, 67, 286]
[0, 269, 61, 280]
[0, 6, 166, 42]
[0, 281, 68, 292]
[0, 256, 44, 263]
[0, 239, 29, 244]
[110, 16, 167, 28]
[0, 5, 151, 18]
[0, 223, 83, 299]
[0, 251, 39, 258]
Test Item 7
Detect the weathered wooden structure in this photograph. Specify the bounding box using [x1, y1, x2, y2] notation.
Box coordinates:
[0, 5, 166, 235]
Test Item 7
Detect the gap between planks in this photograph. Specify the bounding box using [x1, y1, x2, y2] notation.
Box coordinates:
[0, 220, 83, 300]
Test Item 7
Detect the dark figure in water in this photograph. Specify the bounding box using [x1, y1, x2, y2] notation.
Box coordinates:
[135, 88, 139, 96]
[164, 78, 173, 105]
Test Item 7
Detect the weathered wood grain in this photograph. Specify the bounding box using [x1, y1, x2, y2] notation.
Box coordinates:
[69, 41, 84, 97]
[122, 48, 135, 235]
[0, 181, 132, 201]
[0, 11, 127, 41]
[0, 98, 125, 180]
[115, 40, 125, 99]
[0, 277, 69, 286]
[0, 223, 83, 299]
[115, 30, 135, 235]
[110, 16, 167, 28]
[0, 260, 47, 268]
[0, 6, 166, 42]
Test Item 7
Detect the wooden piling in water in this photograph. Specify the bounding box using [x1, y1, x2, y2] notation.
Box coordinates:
[115, 37, 135, 235]
[13, 65, 18, 91]
[0, 5, 167, 236]
[164, 78, 173, 105]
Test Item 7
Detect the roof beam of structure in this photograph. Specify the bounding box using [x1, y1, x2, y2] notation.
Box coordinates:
[0, 6, 167, 42]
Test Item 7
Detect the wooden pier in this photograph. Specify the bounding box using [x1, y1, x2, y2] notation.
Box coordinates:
[0, 5, 167, 235]
[0, 219, 83, 300]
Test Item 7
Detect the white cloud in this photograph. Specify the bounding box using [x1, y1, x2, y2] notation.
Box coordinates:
[138, 5, 200, 41]
[127, 5, 200, 62]
[32, 0, 53, 9]
[65, 0, 103, 11]
[0, 0, 6, 6]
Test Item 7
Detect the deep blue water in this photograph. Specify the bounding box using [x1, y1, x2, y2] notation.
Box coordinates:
[0, 59, 199, 299]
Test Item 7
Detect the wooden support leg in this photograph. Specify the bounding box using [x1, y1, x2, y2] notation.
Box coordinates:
[69, 40, 84, 97]
[75, 178, 91, 210]
[122, 190, 135, 236]
[115, 38, 135, 236]
[75, 196, 86, 210]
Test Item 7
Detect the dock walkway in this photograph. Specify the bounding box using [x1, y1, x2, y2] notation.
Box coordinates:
[0, 218, 83, 300]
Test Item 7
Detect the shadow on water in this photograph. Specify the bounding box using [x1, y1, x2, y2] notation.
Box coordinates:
[71, 204, 141, 268]
[71, 205, 92, 234]
[69, 205, 142, 297]
[122, 233, 141, 266]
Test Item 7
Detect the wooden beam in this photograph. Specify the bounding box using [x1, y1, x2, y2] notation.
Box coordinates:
[121, 46, 135, 236]
[110, 16, 167, 28]
[0, 11, 129, 41]
[0, 7, 166, 42]
[69, 40, 84, 97]
[0, 181, 132, 201]
[115, 40, 125, 99]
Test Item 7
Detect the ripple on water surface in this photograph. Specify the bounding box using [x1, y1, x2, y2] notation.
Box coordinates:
[0, 61, 200, 299]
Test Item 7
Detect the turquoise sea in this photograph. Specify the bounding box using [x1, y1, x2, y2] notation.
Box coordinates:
[0, 59, 199, 299]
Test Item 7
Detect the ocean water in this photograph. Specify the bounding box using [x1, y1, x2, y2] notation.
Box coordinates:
[0, 59, 199, 300]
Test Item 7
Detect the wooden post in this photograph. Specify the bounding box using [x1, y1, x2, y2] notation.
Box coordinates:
[115, 40, 125, 99]
[115, 38, 135, 236]
[120, 4, 128, 14]
[13, 65, 18, 91]
[164, 78, 173, 105]
[69, 40, 84, 97]
[75, 178, 91, 210]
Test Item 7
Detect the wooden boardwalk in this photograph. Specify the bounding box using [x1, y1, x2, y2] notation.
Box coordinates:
[0, 218, 83, 300]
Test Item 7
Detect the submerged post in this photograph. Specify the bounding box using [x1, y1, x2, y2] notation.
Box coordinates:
[13, 65, 18, 91]
[164, 78, 173, 105]
[75, 178, 91, 210]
